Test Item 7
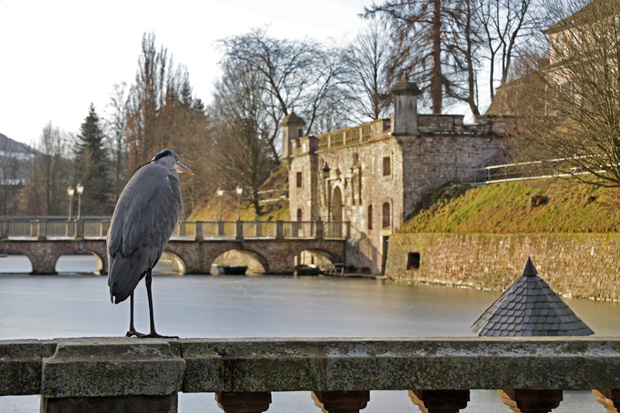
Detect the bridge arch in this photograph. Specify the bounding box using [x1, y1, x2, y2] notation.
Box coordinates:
[211, 248, 270, 275]
[294, 248, 340, 271]
[0, 250, 33, 273]
[55, 249, 105, 275]
[155, 250, 186, 274]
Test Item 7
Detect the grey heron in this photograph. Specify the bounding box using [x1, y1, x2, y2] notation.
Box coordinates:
[107, 149, 194, 338]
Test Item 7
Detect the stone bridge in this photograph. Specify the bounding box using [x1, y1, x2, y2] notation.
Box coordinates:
[0, 219, 348, 275]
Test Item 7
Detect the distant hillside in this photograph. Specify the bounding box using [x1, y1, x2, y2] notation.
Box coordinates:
[0, 133, 32, 154]
[402, 179, 620, 233]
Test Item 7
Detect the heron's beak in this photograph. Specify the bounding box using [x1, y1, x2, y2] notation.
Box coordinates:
[175, 161, 194, 175]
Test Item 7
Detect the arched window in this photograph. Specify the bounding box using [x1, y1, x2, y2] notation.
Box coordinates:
[382, 202, 390, 229]
[367, 205, 373, 230]
[297, 208, 303, 221]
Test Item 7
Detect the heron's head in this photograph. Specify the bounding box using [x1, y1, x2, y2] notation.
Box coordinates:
[151, 149, 194, 175]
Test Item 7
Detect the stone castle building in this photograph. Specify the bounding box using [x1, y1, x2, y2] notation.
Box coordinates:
[283, 79, 508, 274]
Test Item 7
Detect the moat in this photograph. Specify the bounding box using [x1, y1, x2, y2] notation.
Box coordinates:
[1, 255, 619, 412]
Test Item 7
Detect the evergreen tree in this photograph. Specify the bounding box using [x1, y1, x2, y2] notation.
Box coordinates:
[74, 104, 112, 215]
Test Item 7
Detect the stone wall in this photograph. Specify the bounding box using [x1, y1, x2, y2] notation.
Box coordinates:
[400, 135, 504, 220]
[385, 233, 620, 301]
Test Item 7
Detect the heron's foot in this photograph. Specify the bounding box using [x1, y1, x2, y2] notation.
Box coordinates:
[126, 329, 145, 337]
[129, 330, 179, 339]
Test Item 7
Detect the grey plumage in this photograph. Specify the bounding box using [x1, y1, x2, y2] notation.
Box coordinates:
[106, 148, 193, 337]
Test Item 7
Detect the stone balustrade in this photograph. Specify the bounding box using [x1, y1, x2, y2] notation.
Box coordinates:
[2, 337, 620, 412]
[0, 219, 350, 242]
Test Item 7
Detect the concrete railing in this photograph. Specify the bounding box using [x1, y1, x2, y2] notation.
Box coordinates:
[0, 219, 350, 241]
[2, 337, 620, 412]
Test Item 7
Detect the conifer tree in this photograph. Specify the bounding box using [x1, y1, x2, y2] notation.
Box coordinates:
[74, 104, 112, 215]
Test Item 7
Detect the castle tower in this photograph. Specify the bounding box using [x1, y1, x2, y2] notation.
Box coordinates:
[280, 112, 306, 162]
[391, 78, 421, 135]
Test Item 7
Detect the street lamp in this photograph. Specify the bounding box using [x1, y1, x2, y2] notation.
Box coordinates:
[216, 186, 224, 221]
[76, 183, 84, 220]
[235, 185, 243, 221]
[67, 187, 75, 221]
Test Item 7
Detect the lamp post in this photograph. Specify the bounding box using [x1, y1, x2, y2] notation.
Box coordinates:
[67, 187, 75, 221]
[76, 183, 84, 220]
[217, 186, 224, 221]
[322, 163, 330, 223]
[235, 185, 243, 221]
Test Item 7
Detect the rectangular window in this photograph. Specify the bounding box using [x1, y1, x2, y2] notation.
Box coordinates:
[296, 172, 302, 188]
[367, 205, 373, 230]
[383, 156, 391, 176]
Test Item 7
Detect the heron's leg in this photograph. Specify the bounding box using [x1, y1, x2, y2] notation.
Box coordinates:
[140, 269, 178, 339]
[126, 292, 144, 337]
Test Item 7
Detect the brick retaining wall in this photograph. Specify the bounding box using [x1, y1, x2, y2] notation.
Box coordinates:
[385, 233, 620, 301]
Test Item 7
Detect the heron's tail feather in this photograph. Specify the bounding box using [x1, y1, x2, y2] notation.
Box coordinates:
[108, 255, 147, 304]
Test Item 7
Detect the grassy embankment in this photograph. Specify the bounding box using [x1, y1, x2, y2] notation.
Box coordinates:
[402, 178, 620, 233]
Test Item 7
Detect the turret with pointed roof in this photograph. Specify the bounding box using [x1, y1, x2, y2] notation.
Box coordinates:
[471, 257, 594, 337]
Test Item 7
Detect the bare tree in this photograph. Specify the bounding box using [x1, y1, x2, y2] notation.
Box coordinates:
[515, 0, 620, 187]
[126, 32, 172, 170]
[341, 21, 393, 122]
[218, 28, 349, 160]
[19, 123, 72, 215]
[104, 82, 129, 202]
[210, 62, 275, 215]
[365, 0, 469, 114]
[476, 0, 541, 102]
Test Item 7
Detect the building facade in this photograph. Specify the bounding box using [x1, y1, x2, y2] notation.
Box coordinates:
[284, 79, 508, 274]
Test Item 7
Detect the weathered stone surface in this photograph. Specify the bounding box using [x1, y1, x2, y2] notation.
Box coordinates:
[0, 339, 56, 395]
[386, 232, 620, 301]
[42, 338, 185, 398]
[180, 337, 620, 393]
[42, 394, 178, 413]
[2, 336, 620, 402]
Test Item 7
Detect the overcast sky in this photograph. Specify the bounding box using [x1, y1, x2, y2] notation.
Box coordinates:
[0, 0, 369, 146]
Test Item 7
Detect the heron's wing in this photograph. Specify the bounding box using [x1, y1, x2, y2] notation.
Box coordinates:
[107, 164, 182, 303]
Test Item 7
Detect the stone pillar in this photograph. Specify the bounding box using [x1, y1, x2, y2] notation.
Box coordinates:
[37, 219, 47, 240]
[215, 392, 272, 413]
[41, 339, 185, 413]
[311, 390, 370, 413]
[195, 221, 203, 241]
[276, 221, 284, 240]
[593, 389, 620, 412]
[0, 220, 8, 239]
[315, 219, 324, 240]
[408, 389, 470, 412]
[236, 221, 244, 240]
[75, 220, 84, 239]
[498, 389, 562, 413]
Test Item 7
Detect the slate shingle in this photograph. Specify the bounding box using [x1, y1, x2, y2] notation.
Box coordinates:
[471, 257, 594, 337]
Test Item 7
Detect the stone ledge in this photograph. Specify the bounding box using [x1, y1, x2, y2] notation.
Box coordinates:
[1, 337, 620, 397]
[0, 339, 56, 395]
[42, 338, 185, 398]
[181, 337, 620, 392]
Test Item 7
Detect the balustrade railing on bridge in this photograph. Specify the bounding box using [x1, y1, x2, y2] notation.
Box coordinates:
[0, 219, 350, 241]
[2, 337, 620, 413]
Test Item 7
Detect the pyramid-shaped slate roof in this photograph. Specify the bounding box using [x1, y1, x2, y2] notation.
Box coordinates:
[471, 258, 594, 337]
